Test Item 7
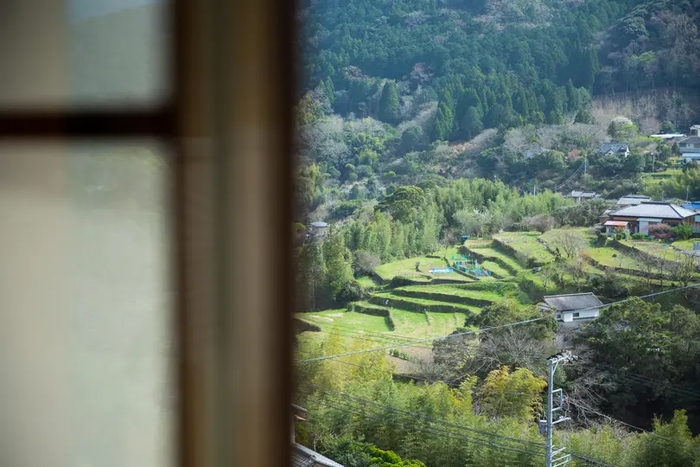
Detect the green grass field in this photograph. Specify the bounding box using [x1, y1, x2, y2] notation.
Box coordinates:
[621, 240, 681, 262]
[299, 310, 392, 333]
[583, 247, 645, 270]
[357, 276, 379, 289]
[540, 227, 596, 245]
[397, 284, 509, 302]
[390, 310, 468, 338]
[672, 239, 700, 251]
[493, 231, 555, 264]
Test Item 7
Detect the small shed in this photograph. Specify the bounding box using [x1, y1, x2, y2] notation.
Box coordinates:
[310, 221, 329, 238]
[539, 292, 604, 323]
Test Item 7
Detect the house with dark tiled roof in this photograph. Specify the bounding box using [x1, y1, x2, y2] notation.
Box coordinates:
[678, 135, 700, 154]
[593, 143, 629, 158]
[539, 292, 604, 324]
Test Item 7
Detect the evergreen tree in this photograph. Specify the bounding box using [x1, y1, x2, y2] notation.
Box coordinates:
[298, 241, 327, 310]
[464, 106, 484, 139]
[377, 80, 401, 124]
[432, 100, 454, 141]
[322, 230, 354, 301]
[485, 103, 506, 129]
[660, 120, 675, 133]
[565, 79, 580, 113]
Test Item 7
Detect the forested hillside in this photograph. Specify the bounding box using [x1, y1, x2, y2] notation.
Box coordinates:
[295, 0, 700, 227]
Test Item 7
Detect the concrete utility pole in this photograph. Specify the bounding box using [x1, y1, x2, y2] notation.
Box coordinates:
[540, 351, 577, 467]
[583, 157, 587, 176]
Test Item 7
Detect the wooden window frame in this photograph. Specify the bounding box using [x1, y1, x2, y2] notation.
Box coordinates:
[0, 1, 295, 466]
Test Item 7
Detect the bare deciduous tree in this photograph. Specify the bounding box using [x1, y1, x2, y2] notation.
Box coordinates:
[671, 252, 699, 287]
[549, 230, 588, 259]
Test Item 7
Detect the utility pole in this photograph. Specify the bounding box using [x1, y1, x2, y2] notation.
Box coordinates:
[583, 157, 587, 176]
[540, 351, 577, 467]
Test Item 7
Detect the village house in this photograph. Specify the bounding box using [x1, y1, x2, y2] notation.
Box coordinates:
[593, 143, 629, 158]
[567, 191, 599, 204]
[678, 135, 700, 154]
[602, 194, 653, 218]
[539, 292, 604, 324]
[677, 125, 700, 163]
[603, 202, 699, 235]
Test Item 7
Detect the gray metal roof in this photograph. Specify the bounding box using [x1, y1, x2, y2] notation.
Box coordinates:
[569, 191, 598, 198]
[541, 293, 603, 312]
[679, 136, 700, 145]
[616, 195, 651, 206]
[293, 444, 344, 467]
[311, 221, 329, 227]
[610, 202, 696, 219]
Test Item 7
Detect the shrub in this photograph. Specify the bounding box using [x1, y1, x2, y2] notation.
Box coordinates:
[648, 223, 671, 241]
[631, 233, 648, 240]
[672, 223, 693, 241]
[595, 234, 607, 247]
[335, 280, 366, 303]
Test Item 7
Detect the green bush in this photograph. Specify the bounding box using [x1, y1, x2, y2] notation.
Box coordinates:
[595, 234, 608, 247]
[672, 223, 693, 241]
[631, 233, 650, 241]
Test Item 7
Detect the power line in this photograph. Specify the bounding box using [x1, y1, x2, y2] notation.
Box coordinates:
[309, 388, 547, 454]
[569, 400, 700, 457]
[313, 394, 616, 467]
[297, 317, 544, 364]
[314, 396, 545, 458]
[313, 385, 546, 450]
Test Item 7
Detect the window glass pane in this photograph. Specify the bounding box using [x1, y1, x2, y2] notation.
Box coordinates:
[0, 0, 169, 109]
[0, 142, 173, 467]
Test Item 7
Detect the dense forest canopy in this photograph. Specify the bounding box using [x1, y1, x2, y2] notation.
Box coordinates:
[299, 0, 700, 135]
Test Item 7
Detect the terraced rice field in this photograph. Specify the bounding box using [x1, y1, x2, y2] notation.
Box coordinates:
[462, 241, 525, 276]
[374, 251, 471, 282]
[620, 240, 682, 262]
[300, 309, 392, 333]
[493, 232, 555, 265]
[582, 247, 645, 270]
